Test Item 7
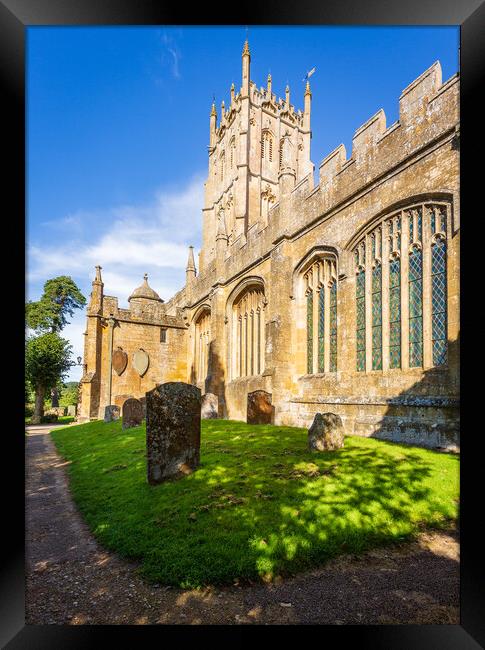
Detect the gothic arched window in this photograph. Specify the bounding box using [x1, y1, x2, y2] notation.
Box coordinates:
[261, 130, 273, 162]
[231, 283, 266, 378]
[303, 256, 338, 374]
[431, 238, 447, 365]
[194, 309, 211, 383]
[229, 137, 236, 170]
[220, 151, 225, 183]
[408, 245, 423, 367]
[355, 244, 366, 372]
[352, 200, 450, 372]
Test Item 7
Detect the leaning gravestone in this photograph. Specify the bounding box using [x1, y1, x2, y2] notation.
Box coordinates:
[122, 398, 144, 430]
[67, 405, 77, 417]
[104, 405, 120, 423]
[308, 412, 344, 451]
[146, 382, 201, 484]
[201, 392, 218, 419]
[247, 390, 273, 425]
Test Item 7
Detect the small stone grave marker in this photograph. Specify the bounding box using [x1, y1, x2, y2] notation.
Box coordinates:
[122, 398, 144, 430]
[247, 390, 273, 425]
[201, 392, 218, 419]
[104, 405, 120, 423]
[308, 412, 344, 451]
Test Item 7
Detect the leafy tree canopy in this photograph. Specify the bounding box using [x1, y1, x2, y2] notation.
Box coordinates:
[25, 333, 73, 394]
[26, 276, 86, 333]
[59, 381, 80, 406]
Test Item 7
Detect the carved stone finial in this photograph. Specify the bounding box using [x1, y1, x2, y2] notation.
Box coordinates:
[94, 265, 103, 283]
[242, 39, 250, 56]
[186, 245, 196, 273]
[210, 101, 217, 117]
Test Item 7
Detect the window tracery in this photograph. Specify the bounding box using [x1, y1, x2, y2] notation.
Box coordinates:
[303, 256, 338, 374]
[232, 285, 266, 378]
[353, 200, 450, 372]
[194, 309, 211, 383]
[261, 130, 273, 162]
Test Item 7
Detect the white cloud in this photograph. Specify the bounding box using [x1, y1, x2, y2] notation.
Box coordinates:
[27, 173, 205, 371]
[160, 31, 181, 80]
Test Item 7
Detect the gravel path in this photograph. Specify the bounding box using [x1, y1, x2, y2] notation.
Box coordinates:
[25, 426, 459, 625]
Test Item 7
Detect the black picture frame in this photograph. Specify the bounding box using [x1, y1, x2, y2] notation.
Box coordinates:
[6, 1, 484, 647]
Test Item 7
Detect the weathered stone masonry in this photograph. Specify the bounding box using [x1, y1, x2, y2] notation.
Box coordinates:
[79, 41, 459, 449]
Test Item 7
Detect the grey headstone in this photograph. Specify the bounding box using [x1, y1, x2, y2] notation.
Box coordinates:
[247, 390, 273, 425]
[146, 382, 201, 484]
[104, 405, 120, 423]
[308, 412, 344, 451]
[67, 405, 77, 417]
[201, 392, 218, 419]
[122, 398, 144, 430]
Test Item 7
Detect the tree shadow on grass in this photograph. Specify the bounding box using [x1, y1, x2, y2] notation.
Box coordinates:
[56, 418, 458, 588]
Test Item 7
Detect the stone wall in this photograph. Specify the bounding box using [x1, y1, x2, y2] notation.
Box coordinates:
[79, 58, 459, 449]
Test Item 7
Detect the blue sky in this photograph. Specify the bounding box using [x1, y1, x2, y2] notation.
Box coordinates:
[26, 25, 459, 380]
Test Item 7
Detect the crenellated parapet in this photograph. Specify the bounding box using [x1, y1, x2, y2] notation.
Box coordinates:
[287, 61, 459, 230]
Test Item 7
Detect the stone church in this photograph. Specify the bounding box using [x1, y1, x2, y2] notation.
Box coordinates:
[79, 40, 460, 449]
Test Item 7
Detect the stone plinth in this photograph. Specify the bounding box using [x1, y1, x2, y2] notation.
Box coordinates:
[201, 392, 218, 419]
[104, 405, 120, 423]
[146, 382, 201, 484]
[247, 390, 273, 425]
[122, 398, 144, 430]
[308, 412, 344, 451]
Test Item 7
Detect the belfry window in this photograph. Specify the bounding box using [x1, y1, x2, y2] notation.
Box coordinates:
[230, 137, 236, 169]
[220, 151, 225, 183]
[261, 131, 273, 162]
[232, 285, 266, 378]
[303, 256, 338, 374]
[353, 201, 449, 372]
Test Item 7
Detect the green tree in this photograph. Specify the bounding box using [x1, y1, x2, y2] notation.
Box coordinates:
[26, 276, 86, 407]
[25, 333, 73, 422]
[59, 381, 80, 407]
[26, 276, 86, 334]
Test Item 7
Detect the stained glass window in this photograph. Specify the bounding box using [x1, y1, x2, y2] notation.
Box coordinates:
[356, 269, 366, 372]
[409, 247, 423, 367]
[318, 289, 325, 373]
[417, 209, 422, 241]
[372, 264, 382, 370]
[307, 291, 313, 374]
[389, 258, 401, 368]
[329, 281, 337, 372]
[431, 239, 447, 365]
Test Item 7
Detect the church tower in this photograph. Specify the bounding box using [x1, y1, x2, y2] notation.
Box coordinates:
[199, 40, 314, 270]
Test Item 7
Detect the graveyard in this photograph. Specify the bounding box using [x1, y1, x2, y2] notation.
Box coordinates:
[51, 417, 459, 589]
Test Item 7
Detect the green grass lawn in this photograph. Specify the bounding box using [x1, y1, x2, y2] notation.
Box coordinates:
[51, 419, 459, 588]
